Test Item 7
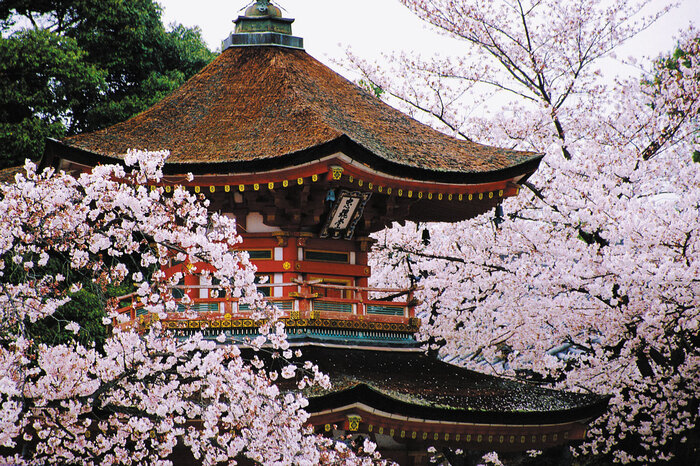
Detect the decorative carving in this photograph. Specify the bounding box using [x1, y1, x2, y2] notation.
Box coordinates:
[272, 231, 289, 247]
[296, 232, 313, 247]
[330, 165, 343, 180]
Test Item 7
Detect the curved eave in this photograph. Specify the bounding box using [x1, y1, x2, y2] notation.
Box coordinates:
[44, 136, 543, 186]
[306, 384, 610, 426]
[44, 138, 123, 170]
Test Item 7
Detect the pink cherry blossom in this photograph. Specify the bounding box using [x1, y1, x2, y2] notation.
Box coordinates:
[0, 151, 385, 465]
[360, 3, 698, 463]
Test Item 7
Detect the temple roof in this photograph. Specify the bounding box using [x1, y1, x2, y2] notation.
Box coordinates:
[298, 346, 608, 424]
[54, 45, 541, 182]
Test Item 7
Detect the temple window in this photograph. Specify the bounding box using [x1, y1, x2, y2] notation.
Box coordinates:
[245, 249, 273, 260]
[304, 250, 349, 263]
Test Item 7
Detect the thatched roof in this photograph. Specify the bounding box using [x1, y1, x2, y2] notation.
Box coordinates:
[55, 46, 541, 182]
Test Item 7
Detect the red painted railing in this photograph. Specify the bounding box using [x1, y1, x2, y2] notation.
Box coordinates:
[115, 281, 418, 330]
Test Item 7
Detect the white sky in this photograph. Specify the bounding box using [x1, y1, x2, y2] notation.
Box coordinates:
[158, 0, 700, 75]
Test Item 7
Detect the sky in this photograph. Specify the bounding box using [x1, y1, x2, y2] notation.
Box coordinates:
[157, 0, 700, 77]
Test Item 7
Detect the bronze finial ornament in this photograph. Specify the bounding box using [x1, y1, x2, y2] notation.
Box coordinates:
[227, 0, 302, 48]
[255, 0, 271, 13]
[244, 0, 279, 17]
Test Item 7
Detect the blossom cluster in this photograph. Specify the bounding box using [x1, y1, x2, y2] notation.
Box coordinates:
[362, 3, 698, 463]
[0, 152, 383, 465]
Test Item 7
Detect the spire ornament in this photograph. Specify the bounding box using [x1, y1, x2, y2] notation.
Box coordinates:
[255, 0, 271, 14]
[223, 0, 303, 49]
[243, 0, 281, 17]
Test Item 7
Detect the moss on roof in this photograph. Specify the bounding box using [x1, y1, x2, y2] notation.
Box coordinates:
[59, 46, 540, 178]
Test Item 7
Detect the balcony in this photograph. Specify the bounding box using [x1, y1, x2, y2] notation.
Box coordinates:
[115, 281, 421, 344]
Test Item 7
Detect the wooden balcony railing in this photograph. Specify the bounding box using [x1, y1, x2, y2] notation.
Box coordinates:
[115, 281, 419, 331]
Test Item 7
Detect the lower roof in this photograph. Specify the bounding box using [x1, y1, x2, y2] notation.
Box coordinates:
[292, 346, 608, 425]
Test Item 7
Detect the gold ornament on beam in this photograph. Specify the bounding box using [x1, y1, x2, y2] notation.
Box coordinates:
[346, 415, 361, 432]
[330, 165, 343, 180]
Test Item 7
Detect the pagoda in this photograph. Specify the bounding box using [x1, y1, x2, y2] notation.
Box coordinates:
[41, 2, 608, 463]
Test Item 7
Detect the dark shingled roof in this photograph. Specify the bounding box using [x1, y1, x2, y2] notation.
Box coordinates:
[59, 46, 540, 177]
[297, 346, 608, 424]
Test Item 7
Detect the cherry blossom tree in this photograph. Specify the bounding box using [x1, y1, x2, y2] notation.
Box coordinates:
[0, 152, 383, 465]
[353, 1, 698, 464]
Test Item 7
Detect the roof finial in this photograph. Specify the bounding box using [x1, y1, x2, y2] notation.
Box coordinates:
[244, 0, 282, 18]
[222, 0, 303, 50]
[255, 0, 271, 13]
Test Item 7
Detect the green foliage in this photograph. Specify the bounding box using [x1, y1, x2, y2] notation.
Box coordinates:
[27, 287, 107, 349]
[358, 79, 385, 99]
[0, 29, 105, 166]
[660, 39, 699, 73]
[653, 36, 700, 162]
[0, 243, 150, 350]
[0, 0, 216, 169]
[164, 24, 217, 78]
[1, 251, 108, 349]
